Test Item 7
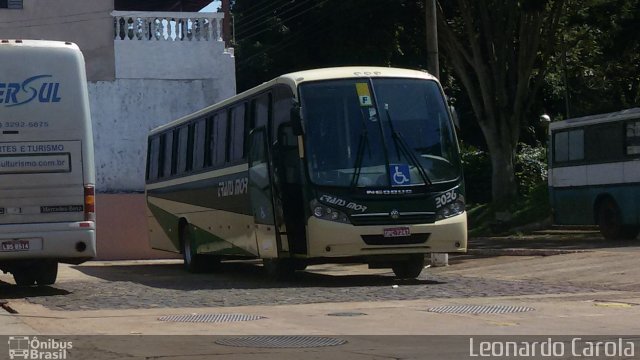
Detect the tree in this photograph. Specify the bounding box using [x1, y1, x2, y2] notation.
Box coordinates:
[437, 0, 566, 205]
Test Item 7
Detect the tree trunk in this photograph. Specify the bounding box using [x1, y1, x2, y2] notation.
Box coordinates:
[487, 141, 517, 205]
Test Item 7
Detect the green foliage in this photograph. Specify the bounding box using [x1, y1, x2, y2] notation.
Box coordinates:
[460, 143, 492, 204]
[461, 142, 548, 204]
[542, 0, 640, 119]
[514, 143, 548, 197]
[467, 182, 552, 236]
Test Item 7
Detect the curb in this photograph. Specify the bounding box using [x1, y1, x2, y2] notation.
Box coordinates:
[467, 248, 589, 257]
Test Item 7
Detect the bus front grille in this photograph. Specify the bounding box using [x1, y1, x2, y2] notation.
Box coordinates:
[361, 233, 430, 245]
[349, 212, 436, 226]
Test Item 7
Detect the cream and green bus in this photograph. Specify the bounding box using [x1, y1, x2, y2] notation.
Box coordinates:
[0, 40, 96, 286]
[145, 67, 467, 279]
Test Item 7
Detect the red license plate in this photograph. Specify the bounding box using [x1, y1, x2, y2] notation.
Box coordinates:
[383, 227, 411, 238]
[1, 240, 30, 252]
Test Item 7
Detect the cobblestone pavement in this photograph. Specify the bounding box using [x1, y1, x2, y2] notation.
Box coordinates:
[0, 261, 599, 311]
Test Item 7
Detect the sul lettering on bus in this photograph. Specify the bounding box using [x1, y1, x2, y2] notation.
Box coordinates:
[217, 177, 248, 198]
[0, 75, 61, 107]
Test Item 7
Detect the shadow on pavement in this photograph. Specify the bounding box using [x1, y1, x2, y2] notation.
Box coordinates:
[70, 261, 444, 291]
[469, 232, 640, 250]
[0, 280, 70, 299]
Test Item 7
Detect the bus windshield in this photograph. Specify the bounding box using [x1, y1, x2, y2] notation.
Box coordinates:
[300, 78, 461, 188]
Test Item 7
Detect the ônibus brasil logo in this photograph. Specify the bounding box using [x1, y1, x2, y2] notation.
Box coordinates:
[8, 336, 72, 360]
[0, 75, 62, 107]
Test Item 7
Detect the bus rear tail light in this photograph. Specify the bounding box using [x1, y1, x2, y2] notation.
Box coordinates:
[84, 185, 95, 221]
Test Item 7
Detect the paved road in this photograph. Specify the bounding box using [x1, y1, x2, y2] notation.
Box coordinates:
[0, 260, 599, 311]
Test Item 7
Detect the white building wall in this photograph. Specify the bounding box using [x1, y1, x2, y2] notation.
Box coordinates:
[88, 78, 234, 192]
[90, 11, 235, 192]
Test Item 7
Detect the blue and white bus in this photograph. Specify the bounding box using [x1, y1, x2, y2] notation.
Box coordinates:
[0, 40, 97, 286]
[548, 108, 640, 239]
[146, 67, 467, 279]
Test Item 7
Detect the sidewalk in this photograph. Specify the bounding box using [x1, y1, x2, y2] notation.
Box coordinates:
[465, 227, 640, 257]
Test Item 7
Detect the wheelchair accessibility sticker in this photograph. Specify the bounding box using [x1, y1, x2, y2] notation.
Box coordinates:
[390, 164, 411, 186]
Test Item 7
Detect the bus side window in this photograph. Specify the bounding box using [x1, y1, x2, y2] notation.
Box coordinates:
[171, 130, 179, 175]
[147, 136, 160, 181]
[272, 85, 294, 142]
[163, 132, 173, 177]
[204, 116, 213, 167]
[211, 111, 227, 166]
[158, 135, 166, 178]
[626, 120, 640, 155]
[193, 119, 206, 171]
[176, 126, 189, 174]
[229, 104, 246, 162]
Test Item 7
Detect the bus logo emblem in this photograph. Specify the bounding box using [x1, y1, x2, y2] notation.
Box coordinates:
[390, 209, 400, 220]
[0, 75, 62, 107]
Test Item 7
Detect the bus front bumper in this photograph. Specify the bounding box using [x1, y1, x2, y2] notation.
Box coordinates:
[0, 221, 96, 264]
[306, 212, 467, 258]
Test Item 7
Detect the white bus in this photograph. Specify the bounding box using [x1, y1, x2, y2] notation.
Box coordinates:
[146, 67, 467, 279]
[548, 108, 640, 239]
[0, 40, 96, 286]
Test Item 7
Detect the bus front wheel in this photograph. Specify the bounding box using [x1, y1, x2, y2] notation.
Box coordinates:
[392, 255, 425, 279]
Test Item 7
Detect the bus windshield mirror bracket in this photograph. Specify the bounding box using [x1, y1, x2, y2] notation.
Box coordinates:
[290, 103, 303, 136]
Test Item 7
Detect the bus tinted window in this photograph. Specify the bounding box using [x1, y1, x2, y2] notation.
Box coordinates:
[554, 129, 583, 163]
[148, 136, 160, 181]
[158, 135, 166, 178]
[171, 130, 179, 175]
[211, 112, 227, 166]
[193, 119, 206, 170]
[273, 86, 293, 141]
[177, 126, 189, 174]
[162, 132, 173, 177]
[254, 93, 271, 130]
[229, 104, 246, 161]
[585, 124, 620, 162]
[626, 120, 640, 155]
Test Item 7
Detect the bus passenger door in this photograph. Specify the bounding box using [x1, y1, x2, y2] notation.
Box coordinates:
[248, 127, 280, 258]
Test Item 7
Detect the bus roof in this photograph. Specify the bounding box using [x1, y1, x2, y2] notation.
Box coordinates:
[150, 66, 437, 135]
[0, 39, 80, 51]
[549, 107, 640, 131]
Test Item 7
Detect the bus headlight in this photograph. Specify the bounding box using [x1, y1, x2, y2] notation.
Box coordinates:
[311, 200, 350, 224]
[435, 196, 465, 221]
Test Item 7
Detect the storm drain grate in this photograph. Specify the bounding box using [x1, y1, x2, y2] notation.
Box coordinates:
[158, 313, 266, 323]
[427, 305, 535, 314]
[215, 336, 348, 348]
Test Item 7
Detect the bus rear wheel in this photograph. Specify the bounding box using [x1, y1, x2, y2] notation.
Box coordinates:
[34, 260, 58, 286]
[12, 268, 36, 286]
[392, 255, 425, 279]
[597, 199, 637, 240]
[181, 225, 207, 273]
[263, 258, 296, 280]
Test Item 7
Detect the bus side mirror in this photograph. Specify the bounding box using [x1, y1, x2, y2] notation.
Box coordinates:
[290, 105, 303, 136]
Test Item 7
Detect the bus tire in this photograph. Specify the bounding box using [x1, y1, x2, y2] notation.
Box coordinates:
[598, 198, 625, 240]
[12, 268, 36, 287]
[263, 258, 295, 280]
[392, 255, 425, 279]
[34, 260, 58, 286]
[622, 226, 640, 240]
[181, 225, 206, 273]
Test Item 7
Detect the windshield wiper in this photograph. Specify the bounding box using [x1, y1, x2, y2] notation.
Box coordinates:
[384, 104, 431, 185]
[350, 109, 373, 188]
